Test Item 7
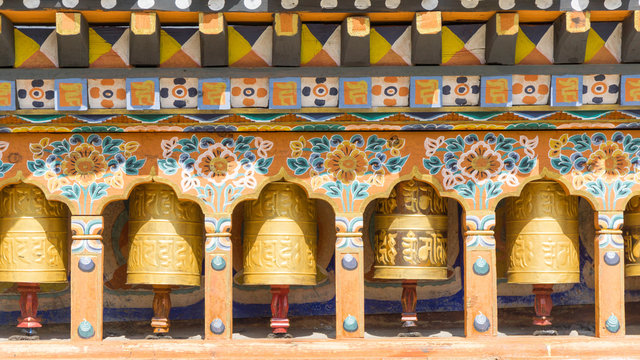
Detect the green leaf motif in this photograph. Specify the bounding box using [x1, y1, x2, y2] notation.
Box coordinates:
[158, 158, 179, 175]
[287, 157, 310, 176]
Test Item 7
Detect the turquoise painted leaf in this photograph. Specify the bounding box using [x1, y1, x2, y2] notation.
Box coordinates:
[0, 162, 13, 176]
[454, 181, 475, 198]
[124, 157, 146, 176]
[613, 180, 634, 199]
[287, 157, 310, 175]
[351, 181, 370, 200]
[445, 136, 464, 152]
[61, 184, 82, 201]
[517, 156, 536, 174]
[178, 135, 199, 153]
[321, 182, 343, 198]
[385, 155, 409, 173]
[423, 156, 444, 175]
[102, 137, 124, 155]
[495, 135, 516, 152]
[309, 136, 331, 153]
[27, 159, 47, 177]
[69, 134, 85, 145]
[586, 179, 606, 198]
[255, 157, 273, 175]
[569, 134, 591, 152]
[550, 155, 572, 174]
[51, 140, 71, 156]
[88, 182, 109, 201]
[365, 135, 385, 152]
[485, 180, 503, 199]
[158, 158, 179, 175]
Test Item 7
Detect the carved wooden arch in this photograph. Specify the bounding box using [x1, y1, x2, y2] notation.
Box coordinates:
[221, 168, 343, 217]
[92, 175, 209, 217]
[490, 168, 600, 212]
[358, 167, 468, 214]
[0, 172, 76, 213]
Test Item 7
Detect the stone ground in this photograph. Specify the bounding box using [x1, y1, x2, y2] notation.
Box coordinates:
[1, 303, 639, 341]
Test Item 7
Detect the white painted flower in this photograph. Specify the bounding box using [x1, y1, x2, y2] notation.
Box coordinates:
[233, 168, 257, 189]
[195, 143, 239, 186]
[442, 168, 465, 190]
[161, 137, 179, 159]
[519, 136, 539, 159]
[457, 142, 503, 184]
[424, 136, 445, 157]
[180, 170, 201, 192]
[255, 137, 274, 158]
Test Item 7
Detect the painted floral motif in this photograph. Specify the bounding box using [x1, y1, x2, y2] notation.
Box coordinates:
[424, 133, 538, 208]
[512, 75, 550, 105]
[160, 77, 198, 109]
[16, 79, 55, 109]
[301, 77, 338, 107]
[548, 132, 640, 209]
[0, 141, 15, 178]
[230, 78, 268, 108]
[88, 79, 126, 109]
[27, 135, 146, 213]
[442, 76, 480, 106]
[158, 135, 274, 213]
[582, 74, 619, 105]
[288, 134, 408, 212]
[371, 76, 409, 107]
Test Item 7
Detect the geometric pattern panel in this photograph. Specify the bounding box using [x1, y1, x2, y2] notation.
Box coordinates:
[228, 25, 272, 67]
[512, 75, 550, 105]
[515, 24, 553, 65]
[370, 26, 410, 66]
[88, 79, 127, 109]
[442, 76, 480, 106]
[585, 22, 621, 64]
[230, 78, 269, 108]
[14, 27, 58, 68]
[160, 27, 200, 67]
[301, 24, 340, 66]
[582, 74, 620, 105]
[160, 77, 198, 108]
[441, 24, 485, 65]
[301, 77, 339, 107]
[89, 26, 129, 68]
[371, 76, 409, 106]
[16, 79, 55, 109]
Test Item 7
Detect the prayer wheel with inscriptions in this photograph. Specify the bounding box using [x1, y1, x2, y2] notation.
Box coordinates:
[127, 183, 203, 287]
[373, 180, 448, 280]
[243, 181, 318, 286]
[0, 183, 69, 284]
[504, 180, 580, 285]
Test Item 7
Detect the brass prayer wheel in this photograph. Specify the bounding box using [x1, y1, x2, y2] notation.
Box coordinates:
[372, 180, 448, 280]
[243, 182, 317, 286]
[504, 181, 579, 284]
[127, 183, 203, 287]
[0, 183, 69, 284]
[623, 197, 640, 276]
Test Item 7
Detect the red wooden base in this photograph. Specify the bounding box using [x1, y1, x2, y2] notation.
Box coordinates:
[151, 286, 171, 334]
[17, 283, 41, 335]
[270, 285, 290, 335]
[533, 284, 553, 327]
[401, 280, 418, 328]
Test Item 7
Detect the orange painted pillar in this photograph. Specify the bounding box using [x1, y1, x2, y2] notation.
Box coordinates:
[204, 217, 233, 339]
[70, 216, 104, 341]
[335, 215, 364, 339]
[464, 211, 498, 337]
[595, 212, 625, 337]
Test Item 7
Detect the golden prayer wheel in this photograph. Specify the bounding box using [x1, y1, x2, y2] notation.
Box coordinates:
[504, 181, 579, 284]
[0, 184, 69, 284]
[127, 183, 203, 287]
[623, 197, 640, 276]
[243, 182, 317, 286]
[372, 180, 448, 280]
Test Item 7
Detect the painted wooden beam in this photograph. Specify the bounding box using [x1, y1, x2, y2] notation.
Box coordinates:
[411, 12, 441, 65]
[129, 12, 160, 67]
[204, 217, 233, 339]
[200, 13, 228, 67]
[56, 12, 89, 68]
[622, 11, 640, 63]
[341, 16, 370, 67]
[485, 12, 518, 65]
[272, 13, 301, 67]
[0, 15, 14, 68]
[553, 11, 590, 64]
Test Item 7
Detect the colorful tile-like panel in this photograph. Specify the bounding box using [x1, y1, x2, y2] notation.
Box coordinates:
[5, 74, 640, 111]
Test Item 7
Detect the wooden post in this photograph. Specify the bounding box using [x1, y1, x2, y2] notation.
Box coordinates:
[273, 13, 301, 67]
[0, 14, 14, 68]
[594, 211, 625, 337]
[199, 13, 228, 67]
[56, 12, 89, 68]
[622, 11, 640, 63]
[335, 215, 364, 339]
[130, 12, 160, 66]
[341, 17, 370, 67]
[204, 217, 233, 339]
[485, 13, 518, 65]
[553, 11, 590, 64]
[411, 12, 441, 65]
[70, 216, 104, 341]
[464, 211, 498, 337]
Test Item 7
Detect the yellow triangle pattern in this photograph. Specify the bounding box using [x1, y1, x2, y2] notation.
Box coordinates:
[515, 29, 536, 64]
[88, 28, 113, 64]
[160, 29, 183, 64]
[227, 26, 253, 65]
[13, 29, 41, 67]
[584, 28, 605, 63]
[441, 26, 465, 64]
[369, 28, 392, 64]
[301, 24, 324, 65]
